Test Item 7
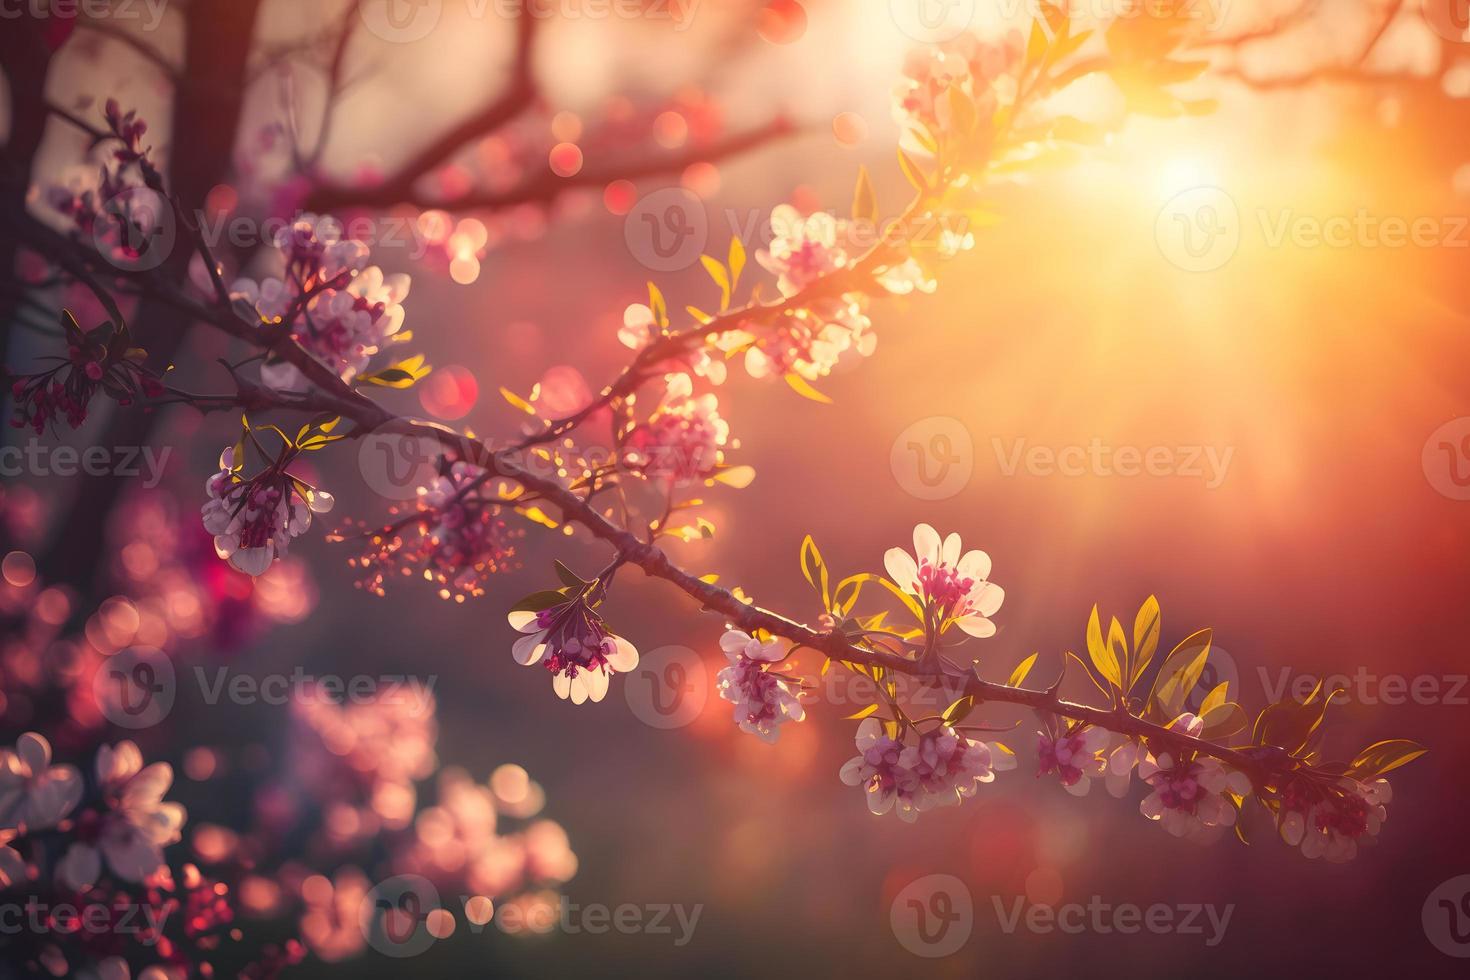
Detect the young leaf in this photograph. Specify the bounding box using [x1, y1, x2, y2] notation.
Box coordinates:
[1347, 740, 1427, 778]
[897, 148, 929, 192]
[1008, 652, 1039, 688]
[1151, 628, 1212, 718]
[852, 165, 878, 224]
[785, 373, 833, 404]
[700, 255, 731, 309]
[710, 465, 756, 489]
[728, 235, 746, 291]
[554, 560, 590, 590]
[799, 535, 831, 609]
[1085, 606, 1122, 691]
[1131, 595, 1161, 689]
[941, 695, 976, 727]
[647, 281, 668, 327]
[500, 386, 537, 415]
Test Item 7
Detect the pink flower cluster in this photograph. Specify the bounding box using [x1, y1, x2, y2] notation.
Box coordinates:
[57, 740, 187, 890]
[230, 214, 409, 389]
[622, 374, 731, 485]
[839, 718, 1010, 821]
[290, 682, 439, 842]
[1277, 774, 1392, 862]
[716, 629, 805, 743]
[508, 597, 639, 705]
[893, 31, 1024, 149]
[9, 318, 163, 434]
[1036, 726, 1111, 796]
[202, 447, 333, 576]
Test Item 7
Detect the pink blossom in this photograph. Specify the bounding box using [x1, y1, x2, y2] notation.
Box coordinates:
[622, 374, 731, 485]
[756, 205, 847, 296]
[884, 523, 1004, 637]
[202, 447, 333, 576]
[901, 726, 1010, 810]
[716, 628, 804, 743]
[1136, 720, 1251, 840]
[57, 741, 186, 889]
[838, 718, 922, 821]
[1277, 775, 1391, 862]
[0, 732, 82, 832]
[508, 599, 639, 705]
[1037, 726, 1110, 796]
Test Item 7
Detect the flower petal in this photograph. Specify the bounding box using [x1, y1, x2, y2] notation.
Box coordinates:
[883, 548, 919, 593]
[512, 633, 547, 666]
[912, 523, 941, 566]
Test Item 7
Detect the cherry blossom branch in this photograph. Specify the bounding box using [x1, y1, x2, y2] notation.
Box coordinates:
[8, 10, 1423, 857]
[1205, 0, 1413, 90]
[322, 116, 803, 213]
[301, 1, 799, 215]
[302, 3, 540, 213]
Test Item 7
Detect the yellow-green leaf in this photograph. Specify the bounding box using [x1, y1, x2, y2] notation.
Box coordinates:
[728, 235, 746, 290]
[1347, 739, 1427, 778]
[784, 373, 832, 404]
[500, 386, 537, 415]
[1008, 652, 1039, 688]
[852, 165, 877, 224]
[1131, 595, 1161, 688]
[700, 255, 731, 309]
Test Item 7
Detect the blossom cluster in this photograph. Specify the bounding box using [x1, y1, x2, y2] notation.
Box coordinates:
[8, 313, 163, 434]
[508, 593, 640, 705]
[341, 460, 521, 600]
[620, 373, 732, 485]
[230, 214, 410, 390]
[202, 446, 334, 577]
[716, 629, 805, 743]
[838, 718, 1014, 822]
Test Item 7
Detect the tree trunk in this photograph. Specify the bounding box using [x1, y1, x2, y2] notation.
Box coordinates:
[37, 0, 266, 591]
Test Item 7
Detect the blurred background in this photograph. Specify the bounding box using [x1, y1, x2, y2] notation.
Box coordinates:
[5, 0, 1470, 976]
